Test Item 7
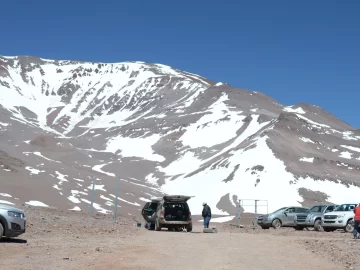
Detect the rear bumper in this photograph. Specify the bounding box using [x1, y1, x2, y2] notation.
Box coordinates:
[159, 220, 191, 226]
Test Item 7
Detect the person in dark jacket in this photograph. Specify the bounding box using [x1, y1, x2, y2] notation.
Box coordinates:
[202, 202, 211, 228]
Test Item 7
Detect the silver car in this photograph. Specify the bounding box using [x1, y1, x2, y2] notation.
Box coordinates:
[257, 206, 309, 229]
[0, 204, 26, 238]
[294, 204, 338, 231]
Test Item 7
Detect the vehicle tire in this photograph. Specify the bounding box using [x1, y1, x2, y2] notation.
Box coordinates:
[295, 226, 303, 231]
[186, 224, 192, 232]
[149, 224, 155, 231]
[0, 222, 3, 238]
[272, 219, 282, 229]
[155, 221, 161, 231]
[345, 219, 354, 233]
[314, 219, 322, 231]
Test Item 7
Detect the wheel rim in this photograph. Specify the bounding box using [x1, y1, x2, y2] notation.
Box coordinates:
[274, 220, 280, 228]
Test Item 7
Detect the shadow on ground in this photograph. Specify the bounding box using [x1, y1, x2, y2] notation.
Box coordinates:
[0, 238, 27, 244]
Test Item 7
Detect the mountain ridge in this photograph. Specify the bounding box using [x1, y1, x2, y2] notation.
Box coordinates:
[1, 55, 360, 221]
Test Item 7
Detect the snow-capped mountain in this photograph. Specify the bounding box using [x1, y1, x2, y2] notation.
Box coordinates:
[1, 55, 360, 220]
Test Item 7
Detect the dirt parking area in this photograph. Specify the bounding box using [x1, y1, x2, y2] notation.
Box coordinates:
[0, 208, 358, 270]
[0, 206, 140, 270]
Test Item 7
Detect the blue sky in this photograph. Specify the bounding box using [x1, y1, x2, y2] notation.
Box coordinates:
[2, 0, 359, 127]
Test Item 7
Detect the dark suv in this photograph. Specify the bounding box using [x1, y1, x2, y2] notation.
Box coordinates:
[141, 195, 193, 232]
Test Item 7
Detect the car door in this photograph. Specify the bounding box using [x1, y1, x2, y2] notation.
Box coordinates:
[141, 202, 152, 222]
[141, 200, 160, 223]
[283, 207, 296, 225]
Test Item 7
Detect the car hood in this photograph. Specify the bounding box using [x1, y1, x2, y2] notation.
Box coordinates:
[324, 211, 349, 215]
[0, 204, 24, 213]
[297, 211, 322, 216]
[296, 212, 309, 216]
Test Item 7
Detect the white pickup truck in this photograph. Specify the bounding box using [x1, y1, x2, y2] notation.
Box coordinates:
[321, 203, 358, 232]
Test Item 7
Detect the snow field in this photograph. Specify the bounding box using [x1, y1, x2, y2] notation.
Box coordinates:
[162, 136, 360, 216]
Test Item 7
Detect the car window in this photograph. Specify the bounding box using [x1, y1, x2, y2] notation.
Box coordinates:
[334, 204, 357, 211]
[164, 203, 187, 210]
[143, 202, 159, 212]
[286, 207, 295, 213]
[142, 202, 150, 211]
[326, 206, 335, 212]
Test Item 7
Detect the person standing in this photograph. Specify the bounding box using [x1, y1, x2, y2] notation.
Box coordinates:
[202, 202, 211, 228]
[353, 204, 360, 239]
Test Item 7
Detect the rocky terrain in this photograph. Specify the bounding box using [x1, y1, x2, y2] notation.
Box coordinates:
[0, 205, 139, 269]
[0, 205, 356, 270]
[1, 55, 360, 219]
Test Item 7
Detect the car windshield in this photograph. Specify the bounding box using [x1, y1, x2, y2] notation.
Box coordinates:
[272, 207, 287, 214]
[334, 204, 357, 212]
[308, 206, 327, 212]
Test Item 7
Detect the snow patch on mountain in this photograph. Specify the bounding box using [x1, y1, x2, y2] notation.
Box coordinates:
[92, 164, 116, 177]
[300, 157, 314, 163]
[106, 135, 165, 162]
[341, 145, 360, 152]
[283, 106, 306, 114]
[299, 137, 315, 143]
[339, 151, 352, 159]
[163, 135, 360, 216]
[26, 200, 49, 207]
[180, 94, 246, 148]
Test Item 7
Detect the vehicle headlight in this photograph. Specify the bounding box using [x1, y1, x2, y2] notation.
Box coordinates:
[8, 211, 22, 218]
[306, 214, 313, 220]
[337, 214, 345, 218]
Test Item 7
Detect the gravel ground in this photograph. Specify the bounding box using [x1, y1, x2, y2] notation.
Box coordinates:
[219, 223, 359, 270]
[0, 208, 358, 270]
[0, 206, 140, 270]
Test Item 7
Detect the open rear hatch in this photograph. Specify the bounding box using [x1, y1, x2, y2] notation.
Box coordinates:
[163, 195, 193, 221]
[163, 195, 193, 202]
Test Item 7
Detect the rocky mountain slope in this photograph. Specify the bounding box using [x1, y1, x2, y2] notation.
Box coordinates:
[1, 55, 360, 220]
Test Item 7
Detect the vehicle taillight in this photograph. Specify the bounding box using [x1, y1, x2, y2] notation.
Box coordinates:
[189, 211, 192, 220]
[160, 209, 164, 216]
